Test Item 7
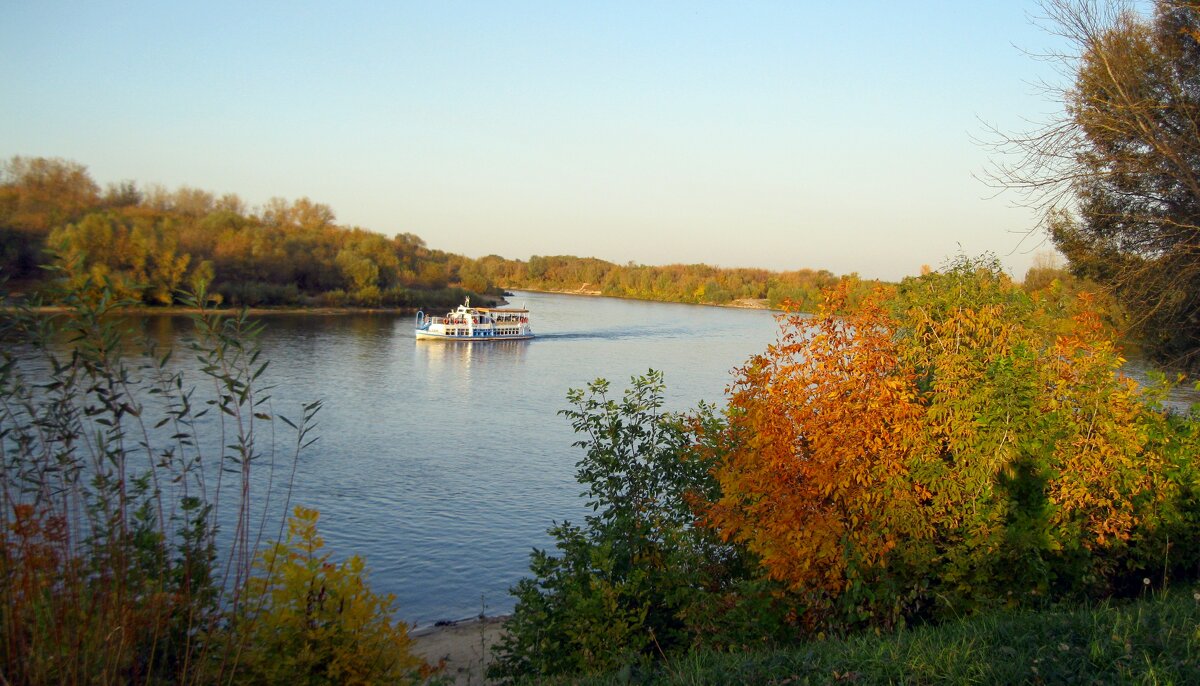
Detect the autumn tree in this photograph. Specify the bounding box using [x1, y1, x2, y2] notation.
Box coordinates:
[990, 0, 1200, 368]
[703, 259, 1199, 629]
[0, 156, 102, 278]
[0, 156, 99, 233]
[48, 209, 192, 304]
[704, 280, 930, 628]
[335, 230, 402, 303]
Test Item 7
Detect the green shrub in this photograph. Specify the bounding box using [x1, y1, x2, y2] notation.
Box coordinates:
[491, 372, 768, 679]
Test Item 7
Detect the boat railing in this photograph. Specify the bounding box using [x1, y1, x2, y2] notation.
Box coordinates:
[419, 314, 528, 330]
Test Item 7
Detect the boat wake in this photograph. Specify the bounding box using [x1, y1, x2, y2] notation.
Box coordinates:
[533, 327, 691, 341]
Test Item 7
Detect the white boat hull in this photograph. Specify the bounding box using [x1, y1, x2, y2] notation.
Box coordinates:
[415, 330, 533, 341]
[415, 300, 534, 341]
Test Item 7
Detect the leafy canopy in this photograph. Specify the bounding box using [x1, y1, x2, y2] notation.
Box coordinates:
[991, 1, 1200, 369]
[704, 257, 1199, 627]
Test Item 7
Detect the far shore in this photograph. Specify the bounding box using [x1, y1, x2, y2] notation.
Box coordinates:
[507, 285, 776, 311]
[0, 296, 510, 318]
[3, 288, 778, 317]
[5, 305, 421, 316]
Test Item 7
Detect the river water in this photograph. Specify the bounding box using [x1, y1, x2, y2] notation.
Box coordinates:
[146, 291, 783, 625]
[17, 290, 1197, 627]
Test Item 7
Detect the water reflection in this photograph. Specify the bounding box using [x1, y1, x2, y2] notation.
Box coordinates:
[414, 339, 530, 367]
[135, 314, 192, 346]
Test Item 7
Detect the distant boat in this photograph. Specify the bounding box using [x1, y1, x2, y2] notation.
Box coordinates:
[415, 297, 534, 341]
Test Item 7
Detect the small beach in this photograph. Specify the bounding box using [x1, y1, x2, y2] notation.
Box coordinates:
[411, 616, 508, 685]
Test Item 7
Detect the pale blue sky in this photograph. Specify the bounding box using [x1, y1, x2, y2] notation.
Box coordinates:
[2, 1, 1083, 281]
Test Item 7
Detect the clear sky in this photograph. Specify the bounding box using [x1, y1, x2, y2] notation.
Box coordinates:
[1, 1, 1084, 281]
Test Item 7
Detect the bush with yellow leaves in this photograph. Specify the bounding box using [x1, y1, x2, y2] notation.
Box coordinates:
[229, 507, 428, 685]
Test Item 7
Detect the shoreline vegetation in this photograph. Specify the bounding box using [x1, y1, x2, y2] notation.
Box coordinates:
[7, 262, 1195, 685]
[1, 156, 868, 319]
[4, 285, 776, 318]
[485, 261, 1200, 683]
[0, 300, 506, 318]
[508, 285, 775, 310]
[1, 289, 428, 684]
[536, 589, 1200, 685]
[417, 589, 1200, 685]
[413, 583, 1200, 686]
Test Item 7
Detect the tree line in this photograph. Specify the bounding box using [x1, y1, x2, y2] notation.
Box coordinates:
[472, 253, 868, 311]
[1, 156, 872, 313]
[0, 157, 493, 308]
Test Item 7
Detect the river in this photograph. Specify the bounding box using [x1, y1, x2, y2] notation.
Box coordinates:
[139, 291, 783, 625]
[16, 290, 1197, 627]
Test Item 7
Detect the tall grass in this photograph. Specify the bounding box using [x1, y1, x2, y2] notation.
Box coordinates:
[546, 589, 1200, 685]
[0, 283, 319, 684]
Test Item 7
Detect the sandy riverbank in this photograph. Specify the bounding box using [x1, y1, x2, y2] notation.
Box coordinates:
[410, 616, 508, 685]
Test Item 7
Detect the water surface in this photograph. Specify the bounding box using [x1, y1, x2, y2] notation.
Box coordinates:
[22, 289, 1196, 626]
[181, 291, 782, 624]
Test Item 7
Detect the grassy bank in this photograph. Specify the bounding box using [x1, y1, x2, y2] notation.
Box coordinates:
[538, 589, 1200, 685]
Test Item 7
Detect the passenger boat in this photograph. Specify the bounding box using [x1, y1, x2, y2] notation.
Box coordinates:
[415, 298, 534, 341]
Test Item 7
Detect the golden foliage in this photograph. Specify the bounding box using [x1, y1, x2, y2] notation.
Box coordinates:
[707, 280, 926, 602]
[702, 260, 1193, 622]
[231, 506, 427, 685]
